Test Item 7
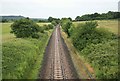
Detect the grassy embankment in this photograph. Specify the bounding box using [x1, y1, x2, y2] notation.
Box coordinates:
[1, 23, 52, 79]
[61, 31, 95, 79]
[61, 20, 118, 79]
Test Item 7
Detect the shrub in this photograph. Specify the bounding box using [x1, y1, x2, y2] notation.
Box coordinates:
[38, 26, 44, 33]
[2, 39, 39, 79]
[69, 21, 118, 79]
[43, 24, 54, 30]
[61, 19, 73, 37]
[51, 20, 58, 26]
[2, 33, 50, 79]
[11, 18, 40, 38]
[81, 40, 118, 79]
[48, 24, 54, 29]
[71, 21, 115, 51]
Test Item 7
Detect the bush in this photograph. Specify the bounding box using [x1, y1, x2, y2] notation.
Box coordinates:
[43, 24, 54, 30]
[81, 40, 118, 79]
[2, 39, 39, 79]
[11, 18, 40, 38]
[38, 26, 44, 33]
[61, 19, 73, 37]
[2, 33, 50, 79]
[51, 20, 58, 26]
[71, 21, 115, 51]
[48, 24, 54, 29]
[68, 21, 118, 79]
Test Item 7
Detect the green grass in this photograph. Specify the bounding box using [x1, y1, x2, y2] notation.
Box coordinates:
[2, 22, 52, 79]
[97, 20, 118, 35]
[73, 20, 118, 35]
[1, 23, 51, 42]
[1, 23, 13, 35]
[1, 22, 51, 35]
[1, 23, 15, 42]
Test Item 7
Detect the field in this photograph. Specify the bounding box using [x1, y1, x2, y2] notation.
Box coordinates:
[1, 22, 52, 79]
[1, 23, 51, 42]
[37, 22, 50, 26]
[1, 23, 15, 42]
[73, 20, 118, 35]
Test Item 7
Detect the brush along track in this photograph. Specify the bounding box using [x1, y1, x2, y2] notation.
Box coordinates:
[39, 25, 78, 79]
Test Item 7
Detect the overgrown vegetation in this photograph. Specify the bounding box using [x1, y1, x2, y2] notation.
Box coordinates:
[71, 22, 117, 51]
[61, 18, 73, 37]
[2, 32, 50, 79]
[62, 21, 118, 79]
[81, 40, 118, 79]
[2, 19, 54, 79]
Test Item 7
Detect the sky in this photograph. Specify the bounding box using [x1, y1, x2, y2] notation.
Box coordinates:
[0, 0, 120, 19]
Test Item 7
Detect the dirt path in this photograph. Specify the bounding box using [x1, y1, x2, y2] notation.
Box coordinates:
[39, 25, 78, 79]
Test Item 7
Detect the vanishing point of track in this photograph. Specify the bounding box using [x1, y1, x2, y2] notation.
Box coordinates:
[40, 25, 78, 79]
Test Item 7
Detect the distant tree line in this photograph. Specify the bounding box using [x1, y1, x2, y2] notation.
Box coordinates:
[1, 19, 9, 23]
[48, 17, 72, 26]
[0, 16, 24, 23]
[48, 17, 61, 26]
[1, 11, 120, 23]
[0, 16, 48, 23]
[75, 11, 120, 21]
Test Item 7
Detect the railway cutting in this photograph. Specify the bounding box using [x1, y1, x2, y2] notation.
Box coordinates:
[40, 25, 78, 79]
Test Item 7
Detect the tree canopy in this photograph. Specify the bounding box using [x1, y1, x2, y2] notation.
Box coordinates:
[11, 18, 40, 38]
[75, 11, 120, 21]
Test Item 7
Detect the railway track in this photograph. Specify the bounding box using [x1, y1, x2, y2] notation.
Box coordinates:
[39, 25, 78, 79]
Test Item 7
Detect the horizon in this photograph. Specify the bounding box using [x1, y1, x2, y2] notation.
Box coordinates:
[1, 0, 120, 19]
[0, 10, 119, 20]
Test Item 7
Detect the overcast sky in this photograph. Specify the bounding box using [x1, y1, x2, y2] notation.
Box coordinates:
[0, 0, 120, 19]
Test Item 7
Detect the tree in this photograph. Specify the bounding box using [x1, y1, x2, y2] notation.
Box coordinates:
[11, 18, 40, 38]
[68, 17, 72, 21]
[1, 19, 8, 23]
[75, 16, 81, 21]
[93, 13, 100, 17]
[75, 11, 120, 21]
[61, 19, 72, 37]
[48, 17, 53, 22]
[107, 11, 114, 19]
[51, 20, 57, 26]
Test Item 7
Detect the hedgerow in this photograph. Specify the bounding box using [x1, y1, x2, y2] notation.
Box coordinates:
[62, 21, 118, 79]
